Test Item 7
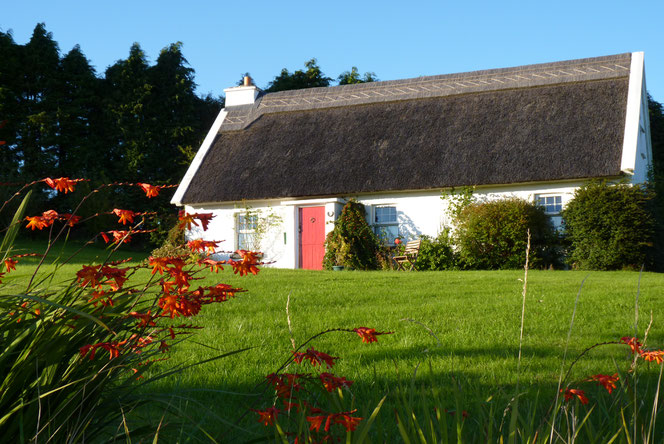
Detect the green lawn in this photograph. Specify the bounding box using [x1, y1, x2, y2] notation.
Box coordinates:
[5, 241, 664, 441]
[145, 267, 664, 439]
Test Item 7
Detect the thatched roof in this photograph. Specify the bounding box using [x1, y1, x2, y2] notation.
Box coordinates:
[182, 53, 631, 204]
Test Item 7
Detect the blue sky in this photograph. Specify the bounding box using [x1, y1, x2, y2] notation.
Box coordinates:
[3, 1, 664, 102]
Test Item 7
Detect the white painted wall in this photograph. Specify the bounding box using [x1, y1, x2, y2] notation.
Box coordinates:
[184, 180, 598, 269]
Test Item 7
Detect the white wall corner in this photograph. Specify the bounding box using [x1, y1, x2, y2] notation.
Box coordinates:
[171, 109, 228, 206]
[620, 52, 645, 174]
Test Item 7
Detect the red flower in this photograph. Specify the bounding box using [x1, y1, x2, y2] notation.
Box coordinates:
[112, 209, 136, 225]
[588, 373, 619, 394]
[138, 183, 161, 198]
[354, 327, 394, 343]
[196, 212, 214, 231]
[394, 238, 401, 245]
[254, 407, 279, 426]
[319, 372, 353, 392]
[563, 388, 589, 404]
[620, 336, 642, 355]
[640, 350, 664, 364]
[292, 347, 338, 369]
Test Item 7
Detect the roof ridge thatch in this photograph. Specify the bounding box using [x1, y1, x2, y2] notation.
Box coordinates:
[221, 53, 631, 132]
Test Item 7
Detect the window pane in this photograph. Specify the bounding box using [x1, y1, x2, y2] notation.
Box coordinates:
[238, 232, 256, 250]
[375, 206, 397, 223]
[536, 195, 562, 214]
[374, 224, 399, 243]
[238, 214, 257, 230]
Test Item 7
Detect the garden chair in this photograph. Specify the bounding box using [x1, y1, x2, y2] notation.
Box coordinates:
[392, 239, 421, 271]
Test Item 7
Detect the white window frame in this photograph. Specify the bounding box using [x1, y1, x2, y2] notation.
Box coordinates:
[372, 205, 399, 245]
[236, 213, 258, 250]
[535, 194, 563, 215]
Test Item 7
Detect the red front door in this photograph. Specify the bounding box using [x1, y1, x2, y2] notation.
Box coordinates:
[299, 206, 325, 270]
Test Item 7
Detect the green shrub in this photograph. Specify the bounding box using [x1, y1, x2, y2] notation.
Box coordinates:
[323, 200, 379, 270]
[454, 197, 556, 269]
[562, 180, 655, 270]
[416, 229, 458, 270]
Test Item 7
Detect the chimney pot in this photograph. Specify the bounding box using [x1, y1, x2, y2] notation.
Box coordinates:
[243, 75, 253, 87]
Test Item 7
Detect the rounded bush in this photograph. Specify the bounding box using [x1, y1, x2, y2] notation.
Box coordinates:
[323, 200, 379, 270]
[455, 197, 556, 269]
[562, 181, 655, 270]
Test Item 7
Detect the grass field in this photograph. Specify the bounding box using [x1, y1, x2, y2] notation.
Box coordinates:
[5, 239, 664, 441]
[145, 266, 664, 439]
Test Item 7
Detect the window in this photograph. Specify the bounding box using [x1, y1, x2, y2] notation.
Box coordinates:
[373, 206, 399, 243]
[236, 213, 257, 250]
[536, 195, 562, 215]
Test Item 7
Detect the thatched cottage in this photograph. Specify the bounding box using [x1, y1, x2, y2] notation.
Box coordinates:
[172, 52, 652, 269]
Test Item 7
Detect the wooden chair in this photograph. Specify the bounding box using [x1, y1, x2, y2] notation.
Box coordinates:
[392, 239, 421, 271]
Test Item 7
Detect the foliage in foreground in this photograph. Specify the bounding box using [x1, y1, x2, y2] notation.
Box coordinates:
[562, 180, 655, 270]
[0, 177, 260, 441]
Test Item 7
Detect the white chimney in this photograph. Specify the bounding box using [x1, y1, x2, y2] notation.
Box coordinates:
[224, 75, 260, 107]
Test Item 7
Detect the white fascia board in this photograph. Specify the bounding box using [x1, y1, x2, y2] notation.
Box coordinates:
[621, 52, 645, 174]
[170, 108, 228, 206]
[280, 197, 346, 206]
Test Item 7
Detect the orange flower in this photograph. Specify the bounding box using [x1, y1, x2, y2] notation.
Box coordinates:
[148, 256, 172, 275]
[333, 412, 363, 432]
[76, 265, 103, 289]
[187, 239, 219, 254]
[354, 327, 394, 343]
[44, 177, 83, 194]
[88, 290, 114, 307]
[25, 216, 49, 231]
[620, 336, 642, 355]
[4, 258, 18, 272]
[563, 388, 589, 404]
[588, 373, 619, 394]
[101, 230, 131, 244]
[200, 258, 224, 273]
[640, 350, 664, 365]
[292, 347, 338, 369]
[80, 341, 125, 360]
[177, 211, 198, 230]
[319, 372, 353, 392]
[112, 209, 136, 225]
[61, 213, 81, 227]
[230, 250, 260, 276]
[138, 183, 161, 198]
[254, 407, 280, 426]
[307, 415, 328, 432]
[207, 283, 238, 301]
